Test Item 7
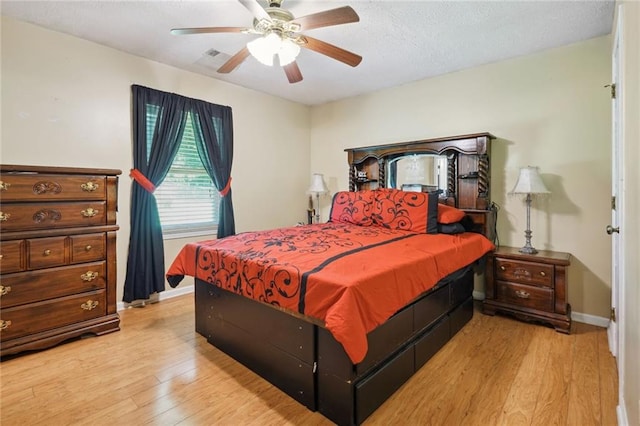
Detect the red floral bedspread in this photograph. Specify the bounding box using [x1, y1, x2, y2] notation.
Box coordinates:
[167, 222, 494, 363]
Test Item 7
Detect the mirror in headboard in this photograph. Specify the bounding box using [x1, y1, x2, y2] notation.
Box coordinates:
[345, 132, 497, 240]
[386, 154, 448, 193]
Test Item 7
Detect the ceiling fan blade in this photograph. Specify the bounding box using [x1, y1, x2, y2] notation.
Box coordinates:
[218, 47, 251, 73]
[301, 36, 362, 67]
[238, 0, 272, 22]
[171, 27, 247, 35]
[283, 62, 303, 83]
[291, 6, 359, 31]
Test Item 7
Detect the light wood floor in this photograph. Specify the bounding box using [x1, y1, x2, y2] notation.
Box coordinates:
[0, 295, 618, 426]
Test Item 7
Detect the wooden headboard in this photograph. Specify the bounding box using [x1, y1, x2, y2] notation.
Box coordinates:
[344, 132, 496, 240]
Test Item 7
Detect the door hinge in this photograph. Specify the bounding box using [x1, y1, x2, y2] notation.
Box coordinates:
[611, 307, 617, 322]
[605, 83, 616, 99]
[611, 196, 616, 210]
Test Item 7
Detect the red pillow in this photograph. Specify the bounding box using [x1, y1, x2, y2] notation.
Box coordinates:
[329, 190, 375, 226]
[438, 203, 466, 224]
[372, 188, 438, 234]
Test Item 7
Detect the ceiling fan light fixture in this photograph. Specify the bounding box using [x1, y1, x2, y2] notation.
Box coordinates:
[278, 38, 300, 66]
[247, 31, 300, 67]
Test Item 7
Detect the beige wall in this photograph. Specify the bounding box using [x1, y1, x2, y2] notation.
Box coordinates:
[618, 1, 640, 424]
[310, 36, 612, 318]
[0, 16, 311, 302]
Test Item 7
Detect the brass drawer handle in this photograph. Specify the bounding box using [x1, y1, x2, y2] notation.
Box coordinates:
[0, 285, 11, 296]
[81, 208, 98, 218]
[81, 271, 98, 281]
[0, 211, 10, 222]
[540, 271, 546, 277]
[500, 265, 506, 271]
[85, 245, 92, 251]
[81, 300, 99, 311]
[0, 254, 3, 260]
[0, 320, 12, 330]
[515, 290, 530, 299]
[43, 249, 52, 256]
[0, 181, 10, 191]
[81, 182, 99, 192]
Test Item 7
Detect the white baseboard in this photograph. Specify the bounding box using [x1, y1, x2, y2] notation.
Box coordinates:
[571, 311, 610, 328]
[617, 399, 629, 426]
[117, 285, 194, 311]
[472, 292, 609, 328]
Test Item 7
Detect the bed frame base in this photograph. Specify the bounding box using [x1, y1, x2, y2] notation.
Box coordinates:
[194, 268, 474, 425]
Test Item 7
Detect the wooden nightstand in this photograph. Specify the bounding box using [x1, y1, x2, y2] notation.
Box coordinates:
[482, 246, 571, 333]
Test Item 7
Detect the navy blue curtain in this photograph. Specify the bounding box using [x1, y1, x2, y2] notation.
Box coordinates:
[190, 100, 236, 238]
[123, 85, 188, 303]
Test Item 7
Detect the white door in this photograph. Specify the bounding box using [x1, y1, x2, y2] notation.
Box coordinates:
[608, 12, 621, 357]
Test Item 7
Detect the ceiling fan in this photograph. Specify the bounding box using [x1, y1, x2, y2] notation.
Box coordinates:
[171, 0, 362, 84]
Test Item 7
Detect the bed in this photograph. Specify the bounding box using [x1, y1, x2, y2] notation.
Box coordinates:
[167, 132, 496, 425]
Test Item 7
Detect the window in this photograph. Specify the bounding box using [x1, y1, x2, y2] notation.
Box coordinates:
[146, 106, 220, 236]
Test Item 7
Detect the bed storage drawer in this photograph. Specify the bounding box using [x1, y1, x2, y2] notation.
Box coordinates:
[355, 344, 414, 425]
[205, 309, 316, 410]
[414, 316, 450, 369]
[413, 284, 449, 333]
[203, 284, 315, 364]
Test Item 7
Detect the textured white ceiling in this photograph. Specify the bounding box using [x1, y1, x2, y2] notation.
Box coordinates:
[1, 0, 614, 106]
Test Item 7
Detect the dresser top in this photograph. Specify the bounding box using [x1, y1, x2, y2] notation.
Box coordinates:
[1, 164, 122, 176]
[492, 246, 571, 265]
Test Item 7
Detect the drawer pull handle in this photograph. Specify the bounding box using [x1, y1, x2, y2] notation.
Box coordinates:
[0, 181, 9, 191]
[81, 208, 98, 218]
[85, 245, 92, 251]
[540, 271, 546, 277]
[0, 254, 3, 260]
[500, 266, 506, 271]
[515, 290, 530, 299]
[81, 182, 99, 192]
[0, 212, 10, 222]
[81, 300, 99, 311]
[43, 249, 52, 256]
[0, 320, 11, 330]
[81, 271, 98, 281]
[0, 285, 11, 296]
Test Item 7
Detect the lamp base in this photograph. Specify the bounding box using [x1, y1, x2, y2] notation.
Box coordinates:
[519, 245, 538, 255]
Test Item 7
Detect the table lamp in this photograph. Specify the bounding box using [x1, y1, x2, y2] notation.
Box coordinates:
[510, 166, 550, 254]
[307, 173, 329, 223]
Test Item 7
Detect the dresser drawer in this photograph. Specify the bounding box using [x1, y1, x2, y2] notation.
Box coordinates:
[0, 290, 106, 341]
[496, 281, 553, 312]
[495, 258, 554, 288]
[70, 233, 105, 263]
[0, 240, 24, 273]
[0, 201, 106, 232]
[0, 173, 105, 201]
[0, 261, 106, 308]
[27, 236, 67, 269]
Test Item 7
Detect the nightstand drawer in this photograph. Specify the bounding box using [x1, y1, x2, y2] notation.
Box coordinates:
[496, 281, 553, 312]
[495, 259, 554, 288]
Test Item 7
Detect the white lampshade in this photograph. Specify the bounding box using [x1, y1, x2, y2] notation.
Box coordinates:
[307, 173, 329, 194]
[510, 166, 550, 195]
[278, 38, 301, 66]
[247, 32, 300, 67]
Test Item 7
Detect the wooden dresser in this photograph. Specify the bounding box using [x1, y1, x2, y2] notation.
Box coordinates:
[0, 165, 121, 357]
[483, 246, 571, 333]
